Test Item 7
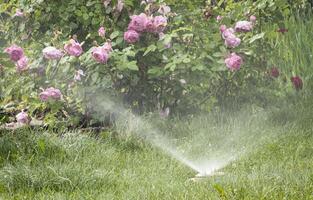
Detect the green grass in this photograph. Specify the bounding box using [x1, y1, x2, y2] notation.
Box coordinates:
[267, 10, 313, 89]
[0, 107, 313, 200]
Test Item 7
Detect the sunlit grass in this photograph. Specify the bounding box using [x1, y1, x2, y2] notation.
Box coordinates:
[268, 11, 313, 88]
[0, 102, 313, 199]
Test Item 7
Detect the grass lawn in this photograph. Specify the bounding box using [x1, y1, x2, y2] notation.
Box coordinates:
[0, 121, 313, 200]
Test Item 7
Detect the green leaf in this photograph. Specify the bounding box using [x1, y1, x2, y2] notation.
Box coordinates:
[37, 139, 46, 152]
[143, 45, 157, 56]
[191, 65, 204, 71]
[126, 61, 139, 71]
[213, 52, 224, 57]
[249, 32, 265, 44]
[182, 57, 191, 63]
[83, 13, 89, 21]
[217, 0, 225, 7]
[164, 63, 176, 71]
[115, 37, 124, 45]
[86, 1, 96, 6]
[148, 67, 162, 75]
[211, 63, 226, 71]
[110, 31, 120, 40]
[243, 50, 254, 55]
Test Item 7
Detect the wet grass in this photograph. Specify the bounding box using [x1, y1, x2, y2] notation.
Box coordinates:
[0, 107, 313, 200]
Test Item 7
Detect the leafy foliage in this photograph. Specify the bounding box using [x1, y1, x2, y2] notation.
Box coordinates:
[0, 0, 310, 127]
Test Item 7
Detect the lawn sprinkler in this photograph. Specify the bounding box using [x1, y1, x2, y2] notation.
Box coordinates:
[189, 170, 225, 182]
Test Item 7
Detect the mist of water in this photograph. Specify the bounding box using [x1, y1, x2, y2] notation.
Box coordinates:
[83, 90, 275, 176]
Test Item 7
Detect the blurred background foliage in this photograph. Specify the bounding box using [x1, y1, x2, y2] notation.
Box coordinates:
[0, 0, 311, 129]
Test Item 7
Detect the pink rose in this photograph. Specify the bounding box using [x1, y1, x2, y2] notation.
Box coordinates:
[235, 21, 253, 32]
[270, 67, 279, 78]
[74, 69, 85, 81]
[216, 15, 223, 22]
[225, 53, 243, 71]
[39, 91, 50, 101]
[103, 0, 111, 7]
[64, 39, 83, 57]
[16, 56, 28, 72]
[141, 0, 156, 5]
[153, 16, 167, 33]
[224, 35, 241, 48]
[291, 76, 303, 91]
[159, 107, 170, 118]
[164, 42, 172, 49]
[14, 9, 24, 17]
[158, 4, 171, 15]
[277, 28, 288, 33]
[92, 45, 110, 63]
[39, 87, 62, 101]
[98, 27, 106, 37]
[45, 87, 62, 100]
[42, 46, 63, 60]
[4, 45, 24, 62]
[219, 25, 227, 33]
[102, 42, 113, 52]
[124, 30, 140, 43]
[116, 0, 124, 12]
[128, 13, 148, 32]
[16, 111, 29, 124]
[145, 17, 156, 33]
[250, 15, 256, 23]
[179, 79, 187, 84]
[158, 32, 165, 39]
[222, 28, 235, 39]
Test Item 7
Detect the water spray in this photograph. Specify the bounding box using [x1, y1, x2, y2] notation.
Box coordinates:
[83, 90, 273, 180]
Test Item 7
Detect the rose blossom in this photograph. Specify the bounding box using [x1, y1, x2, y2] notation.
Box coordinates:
[116, 0, 124, 12]
[127, 13, 148, 32]
[102, 42, 113, 52]
[46, 87, 62, 100]
[222, 28, 235, 39]
[74, 69, 85, 81]
[219, 25, 227, 33]
[225, 53, 243, 71]
[158, 4, 171, 15]
[250, 15, 256, 23]
[16, 111, 29, 124]
[216, 15, 223, 22]
[159, 107, 170, 118]
[179, 79, 187, 84]
[92, 45, 110, 63]
[141, 0, 156, 5]
[39, 87, 62, 101]
[16, 56, 28, 72]
[152, 16, 167, 33]
[42, 46, 63, 60]
[158, 32, 165, 39]
[270, 67, 279, 78]
[103, 0, 111, 7]
[277, 28, 288, 33]
[291, 76, 303, 91]
[39, 90, 50, 101]
[4, 45, 24, 62]
[124, 30, 140, 43]
[164, 42, 172, 49]
[225, 35, 241, 48]
[64, 39, 83, 57]
[98, 26, 106, 37]
[235, 21, 253, 32]
[145, 16, 156, 33]
[14, 9, 24, 17]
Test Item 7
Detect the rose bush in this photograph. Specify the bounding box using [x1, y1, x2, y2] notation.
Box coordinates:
[0, 0, 309, 128]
